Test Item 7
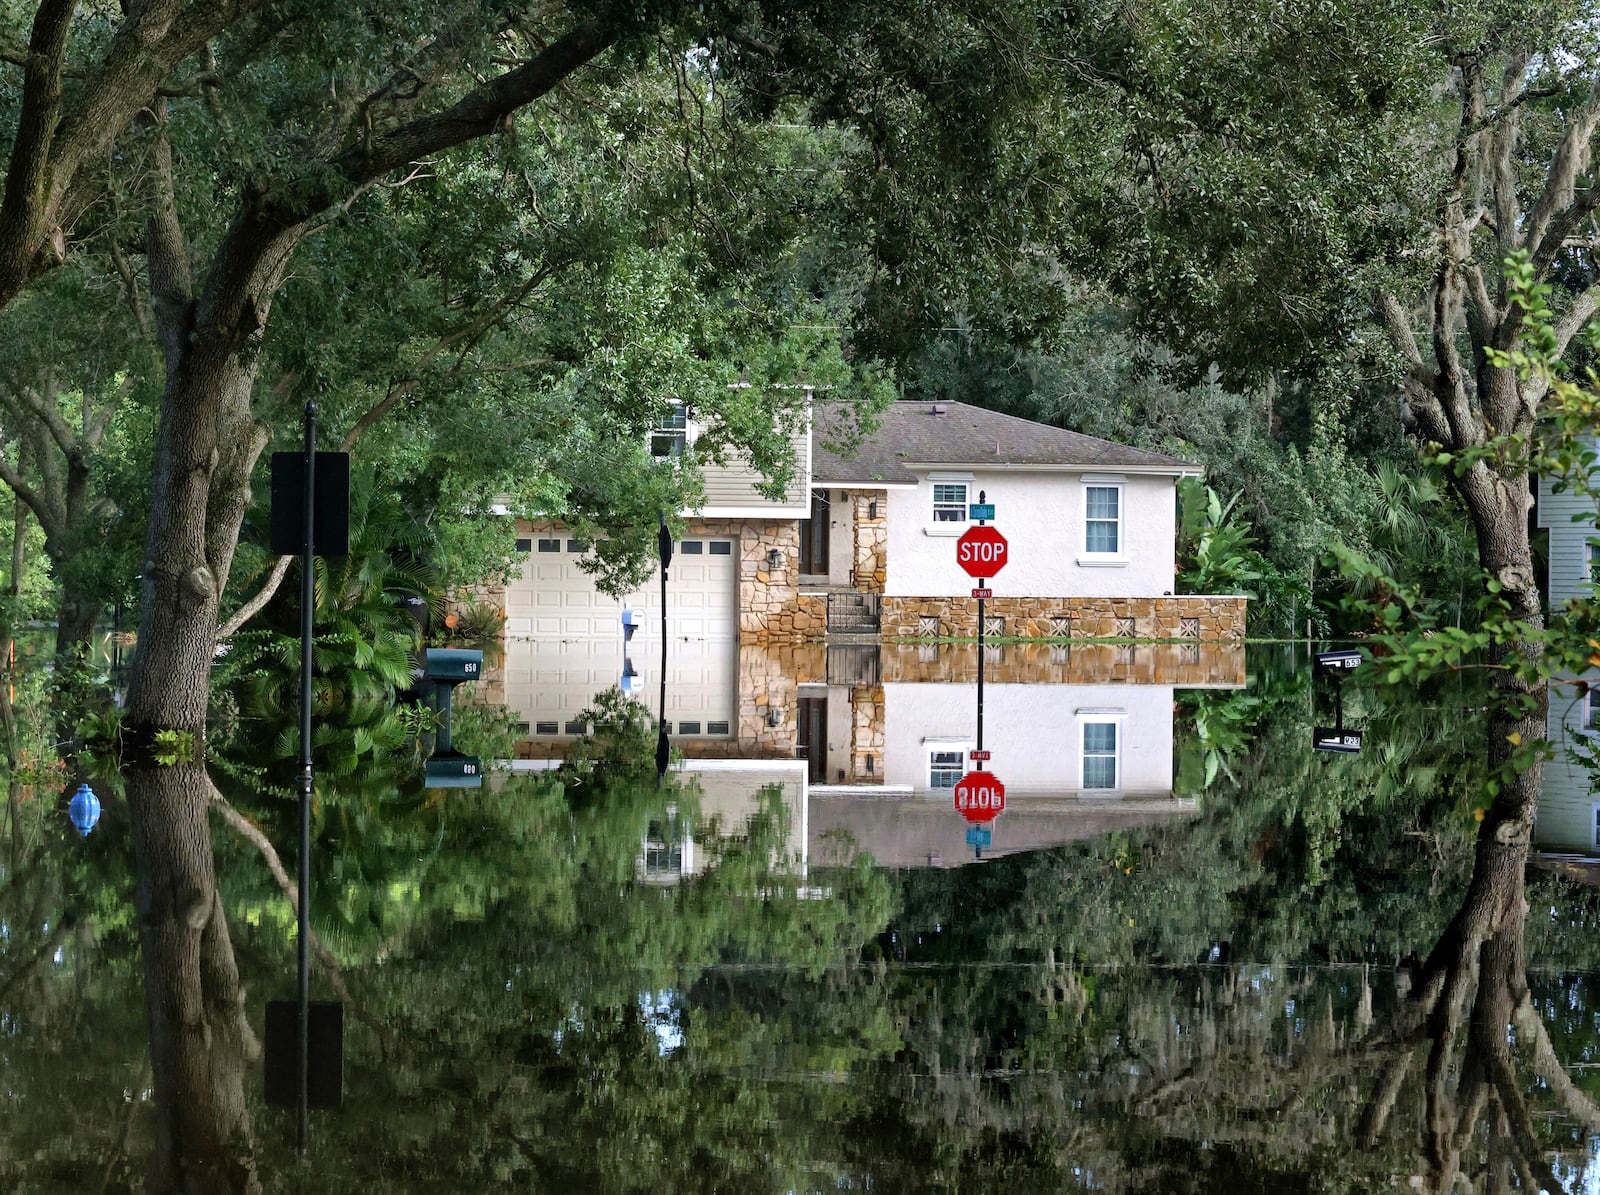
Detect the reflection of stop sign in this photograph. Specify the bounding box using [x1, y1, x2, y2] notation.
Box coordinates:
[953, 771, 1006, 824]
[956, 525, 1008, 578]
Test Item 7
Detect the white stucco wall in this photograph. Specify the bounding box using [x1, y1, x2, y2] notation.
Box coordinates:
[880, 681, 1175, 797]
[884, 470, 1178, 598]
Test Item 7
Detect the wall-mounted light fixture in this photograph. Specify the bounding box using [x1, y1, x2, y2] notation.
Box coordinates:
[767, 547, 783, 570]
[868, 500, 877, 519]
[767, 706, 783, 728]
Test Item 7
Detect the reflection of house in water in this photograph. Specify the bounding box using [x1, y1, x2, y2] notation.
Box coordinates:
[1534, 464, 1600, 858]
[491, 637, 1244, 869]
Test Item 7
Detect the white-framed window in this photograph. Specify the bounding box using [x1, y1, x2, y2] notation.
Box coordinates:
[1588, 539, 1600, 585]
[1084, 484, 1122, 555]
[1587, 689, 1600, 733]
[928, 746, 969, 790]
[1591, 801, 1600, 849]
[1081, 719, 1121, 789]
[932, 481, 969, 524]
[651, 401, 689, 459]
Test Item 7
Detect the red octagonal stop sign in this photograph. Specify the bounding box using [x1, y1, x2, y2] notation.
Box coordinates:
[956, 525, 1008, 578]
[954, 771, 1006, 824]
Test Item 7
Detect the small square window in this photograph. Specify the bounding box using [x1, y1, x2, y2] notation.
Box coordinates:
[918, 615, 941, 637]
[1083, 721, 1118, 789]
[564, 719, 587, 735]
[537, 538, 561, 553]
[566, 539, 590, 553]
[1589, 541, 1600, 584]
[932, 482, 968, 523]
[681, 541, 703, 555]
[534, 720, 558, 735]
[1085, 485, 1121, 554]
[515, 538, 532, 552]
[1587, 690, 1599, 732]
[709, 540, 732, 555]
[707, 720, 730, 735]
[678, 721, 701, 735]
[651, 402, 688, 459]
[929, 749, 965, 790]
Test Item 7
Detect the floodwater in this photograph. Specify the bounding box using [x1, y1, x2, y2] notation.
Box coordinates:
[4, 640, 1600, 1192]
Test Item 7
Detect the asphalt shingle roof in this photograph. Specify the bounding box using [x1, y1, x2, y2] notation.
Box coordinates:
[812, 400, 1201, 485]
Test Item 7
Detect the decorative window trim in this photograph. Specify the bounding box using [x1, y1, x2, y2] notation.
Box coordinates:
[1080, 481, 1125, 562]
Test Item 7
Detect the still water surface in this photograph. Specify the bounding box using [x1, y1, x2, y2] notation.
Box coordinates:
[5, 642, 1600, 1192]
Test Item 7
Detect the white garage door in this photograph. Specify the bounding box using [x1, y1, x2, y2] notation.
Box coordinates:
[501, 637, 739, 742]
[504, 534, 737, 641]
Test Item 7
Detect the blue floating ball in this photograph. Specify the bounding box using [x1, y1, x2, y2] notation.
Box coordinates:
[68, 783, 101, 837]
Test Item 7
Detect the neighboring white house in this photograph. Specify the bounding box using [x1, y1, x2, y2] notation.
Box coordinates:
[491, 397, 1245, 642]
[1535, 464, 1600, 854]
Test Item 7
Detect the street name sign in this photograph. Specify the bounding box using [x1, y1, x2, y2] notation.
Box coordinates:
[956, 525, 1009, 578]
[969, 749, 991, 761]
[969, 503, 996, 521]
[971, 587, 993, 599]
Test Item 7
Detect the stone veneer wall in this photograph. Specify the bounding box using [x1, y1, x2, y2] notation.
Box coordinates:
[850, 683, 885, 782]
[852, 493, 886, 594]
[878, 595, 1246, 641]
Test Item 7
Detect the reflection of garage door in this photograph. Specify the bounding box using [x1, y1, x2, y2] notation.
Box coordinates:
[503, 534, 737, 640]
[501, 638, 737, 740]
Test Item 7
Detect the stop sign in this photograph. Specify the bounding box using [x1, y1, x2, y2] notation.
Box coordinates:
[956, 525, 1008, 578]
[953, 771, 1006, 824]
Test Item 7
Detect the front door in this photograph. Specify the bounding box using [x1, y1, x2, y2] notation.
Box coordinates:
[796, 696, 828, 783]
[798, 489, 830, 576]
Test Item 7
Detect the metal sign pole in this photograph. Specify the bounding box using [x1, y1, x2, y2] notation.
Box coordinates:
[296, 401, 315, 1156]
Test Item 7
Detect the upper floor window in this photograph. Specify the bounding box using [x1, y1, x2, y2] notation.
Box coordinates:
[933, 482, 968, 524]
[1587, 688, 1600, 733]
[1588, 539, 1599, 585]
[1085, 484, 1122, 554]
[651, 402, 689, 459]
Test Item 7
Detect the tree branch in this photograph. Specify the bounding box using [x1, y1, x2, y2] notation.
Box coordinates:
[0, 1, 78, 279]
[0, 443, 63, 539]
[215, 553, 291, 640]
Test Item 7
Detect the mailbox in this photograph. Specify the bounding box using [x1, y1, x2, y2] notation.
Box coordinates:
[621, 608, 644, 641]
[425, 647, 483, 683]
[425, 754, 484, 789]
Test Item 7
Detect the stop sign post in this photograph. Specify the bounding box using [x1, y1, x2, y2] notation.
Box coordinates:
[954, 771, 1006, 824]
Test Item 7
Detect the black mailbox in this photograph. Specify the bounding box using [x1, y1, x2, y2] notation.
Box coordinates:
[425, 754, 484, 789]
[425, 647, 483, 683]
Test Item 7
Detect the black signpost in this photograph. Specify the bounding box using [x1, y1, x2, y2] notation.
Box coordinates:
[656, 513, 673, 784]
[265, 403, 350, 1155]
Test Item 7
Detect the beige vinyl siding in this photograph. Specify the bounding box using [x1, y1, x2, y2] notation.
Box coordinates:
[1538, 459, 1599, 605]
[696, 420, 810, 513]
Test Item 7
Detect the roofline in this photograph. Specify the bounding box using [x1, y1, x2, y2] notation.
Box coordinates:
[895, 461, 1204, 478]
[810, 478, 920, 489]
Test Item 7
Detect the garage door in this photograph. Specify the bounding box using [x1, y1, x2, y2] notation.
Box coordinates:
[504, 534, 737, 641]
[501, 637, 738, 742]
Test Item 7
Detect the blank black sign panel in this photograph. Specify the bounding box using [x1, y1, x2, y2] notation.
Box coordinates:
[269, 451, 350, 557]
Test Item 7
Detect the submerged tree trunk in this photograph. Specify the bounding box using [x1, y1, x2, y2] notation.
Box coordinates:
[125, 761, 258, 1194]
